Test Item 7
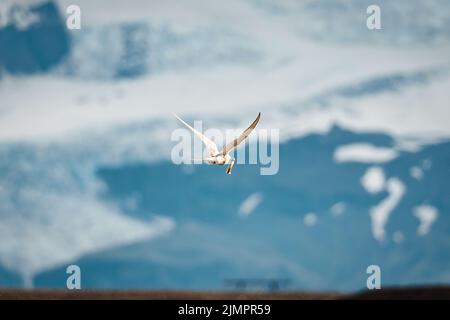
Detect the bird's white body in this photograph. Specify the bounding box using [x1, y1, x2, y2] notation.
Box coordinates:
[173, 112, 261, 174]
[206, 154, 232, 165]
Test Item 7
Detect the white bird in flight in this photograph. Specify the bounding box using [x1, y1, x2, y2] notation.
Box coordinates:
[173, 112, 261, 175]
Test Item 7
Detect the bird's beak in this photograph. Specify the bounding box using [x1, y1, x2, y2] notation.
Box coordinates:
[226, 159, 235, 175]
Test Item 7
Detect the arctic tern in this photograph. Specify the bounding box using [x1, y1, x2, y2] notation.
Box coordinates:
[173, 112, 261, 174]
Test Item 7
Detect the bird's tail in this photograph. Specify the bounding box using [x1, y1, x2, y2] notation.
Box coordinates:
[226, 159, 235, 175]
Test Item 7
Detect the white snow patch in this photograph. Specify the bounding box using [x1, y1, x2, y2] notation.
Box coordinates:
[410, 166, 424, 180]
[393, 231, 405, 244]
[361, 166, 386, 194]
[369, 178, 406, 241]
[334, 144, 398, 163]
[303, 212, 318, 227]
[422, 158, 433, 170]
[238, 193, 262, 217]
[330, 202, 346, 217]
[413, 205, 438, 236]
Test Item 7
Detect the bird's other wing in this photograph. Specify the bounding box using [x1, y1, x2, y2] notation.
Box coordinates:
[221, 112, 261, 155]
[173, 113, 219, 156]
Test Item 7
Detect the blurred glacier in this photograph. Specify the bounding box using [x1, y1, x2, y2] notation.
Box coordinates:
[0, 0, 449, 290]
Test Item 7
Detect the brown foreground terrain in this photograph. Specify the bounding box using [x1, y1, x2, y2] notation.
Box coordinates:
[1, 286, 450, 300]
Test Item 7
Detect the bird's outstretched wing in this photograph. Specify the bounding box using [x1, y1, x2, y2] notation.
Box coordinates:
[173, 113, 219, 157]
[221, 112, 261, 155]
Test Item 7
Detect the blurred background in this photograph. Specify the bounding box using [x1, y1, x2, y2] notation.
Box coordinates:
[0, 0, 449, 292]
